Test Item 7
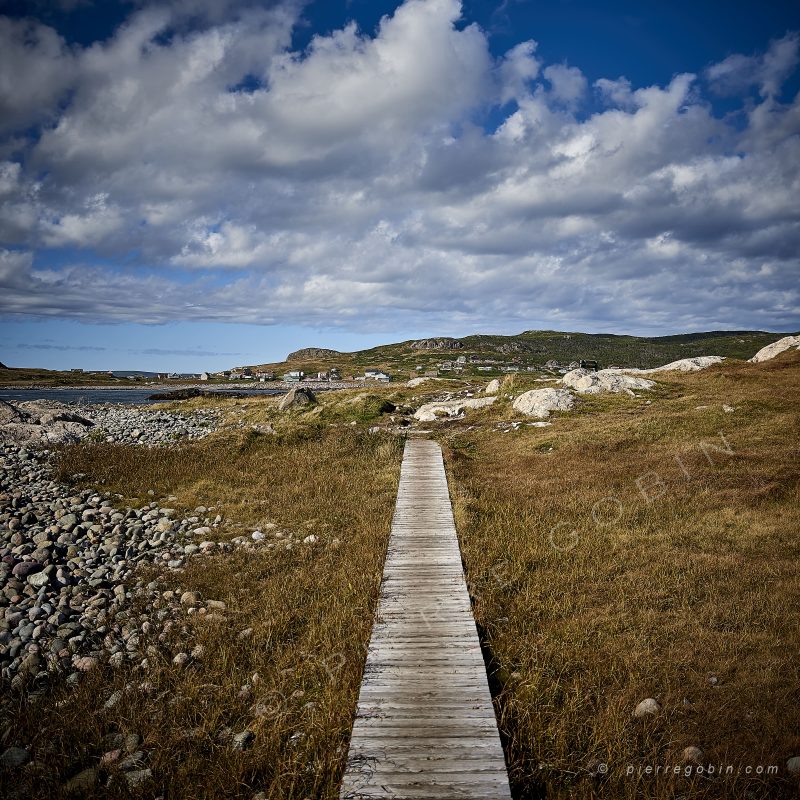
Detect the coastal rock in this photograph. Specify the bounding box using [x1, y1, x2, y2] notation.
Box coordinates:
[749, 335, 800, 363]
[278, 387, 316, 411]
[0, 399, 218, 447]
[148, 387, 203, 401]
[484, 379, 501, 395]
[562, 368, 655, 395]
[407, 377, 439, 388]
[413, 396, 496, 422]
[0, 399, 29, 425]
[632, 356, 724, 373]
[512, 389, 576, 418]
[0, 442, 243, 694]
[0, 400, 95, 445]
[633, 698, 661, 718]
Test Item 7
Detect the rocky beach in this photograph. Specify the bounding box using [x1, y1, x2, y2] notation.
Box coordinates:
[0, 398, 313, 786]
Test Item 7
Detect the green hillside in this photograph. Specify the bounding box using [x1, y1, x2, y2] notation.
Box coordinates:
[247, 329, 795, 378]
[0, 366, 126, 387]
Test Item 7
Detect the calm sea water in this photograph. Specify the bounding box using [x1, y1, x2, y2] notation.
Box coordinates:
[0, 388, 284, 406]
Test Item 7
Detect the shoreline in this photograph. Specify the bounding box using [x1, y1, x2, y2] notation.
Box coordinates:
[0, 380, 362, 393]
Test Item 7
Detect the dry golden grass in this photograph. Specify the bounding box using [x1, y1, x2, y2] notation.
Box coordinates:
[3, 427, 403, 799]
[5, 357, 798, 799]
[442, 353, 800, 799]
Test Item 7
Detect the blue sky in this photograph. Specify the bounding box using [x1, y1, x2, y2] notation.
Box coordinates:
[1, 0, 799, 371]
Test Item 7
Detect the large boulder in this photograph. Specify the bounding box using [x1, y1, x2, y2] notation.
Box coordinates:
[484, 378, 501, 395]
[1, 400, 94, 445]
[512, 389, 575, 418]
[149, 387, 203, 401]
[17, 401, 93, 427]
[407, 376, 438, 388]
[413, 396, 496, 422]
[624, 356, 725, 374]
[749, 335, 800, 363]
[562, 369, 655, 395]
[278, 386, 316, 410]
[0, 399, 29, 425]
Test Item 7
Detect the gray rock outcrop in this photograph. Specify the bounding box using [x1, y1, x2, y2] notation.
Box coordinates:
[0, 400, 218, 447]
[407, 377, 439, 388]
[286, 347, 342, 361]
[278, 387, 316, 410]
[626, 356, 725, 373]
[410, 338, 463, 350]
[512, 388, 575, 418]
[0, 400, 94, 445]
[562, 369, 655, 395]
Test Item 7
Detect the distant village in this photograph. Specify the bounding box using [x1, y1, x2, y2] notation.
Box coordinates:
[222, 367, 390, 383]
[68, 356, 599, 384]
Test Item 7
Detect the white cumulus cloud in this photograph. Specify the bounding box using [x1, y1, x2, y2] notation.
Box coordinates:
[0, 0, 797, 335]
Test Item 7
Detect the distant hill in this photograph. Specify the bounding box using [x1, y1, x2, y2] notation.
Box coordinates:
[286, 348, 342, 361]
[0, 366, 125, 387]
[245, 329, 798, 378]
[0, 361, 6, 369]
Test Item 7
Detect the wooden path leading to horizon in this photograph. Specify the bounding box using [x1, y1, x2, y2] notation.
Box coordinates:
[340, 439, 512, 799]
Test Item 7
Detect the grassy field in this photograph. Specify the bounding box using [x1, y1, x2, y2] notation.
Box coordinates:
[3, 353, 798, 798]
[0, 367, 128, 387]
[246, 329, 794, 379]
[4, 426, 403, 799]
[441, 352, 800, 798]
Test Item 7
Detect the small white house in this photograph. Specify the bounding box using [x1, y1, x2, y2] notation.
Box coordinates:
[200, 372, 210, 381]
[364, 370, 390, 383]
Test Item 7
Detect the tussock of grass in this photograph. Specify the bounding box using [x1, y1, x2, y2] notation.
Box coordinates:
[5, 428, 403, 799]
[443, 353, 800, 799]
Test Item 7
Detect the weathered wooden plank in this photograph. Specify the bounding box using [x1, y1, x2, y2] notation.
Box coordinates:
[340, 439, 510, 800]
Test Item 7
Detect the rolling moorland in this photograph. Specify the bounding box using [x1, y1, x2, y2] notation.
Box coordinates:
[2, 330, 796, 386]
[0, 336, 798, 799]
[245, 329, 793, 377]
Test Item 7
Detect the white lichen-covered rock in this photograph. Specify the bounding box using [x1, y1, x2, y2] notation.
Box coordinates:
[562, 369, 655, 395]
[407, 376, 438, 388]
[413, 396, 496, 422]
[484, 378, 501, 395]
[630, 356, 725, 373]
[633, 698, 661, 718]
[749, 335, 800, 363]
[512, 388, 575, 418]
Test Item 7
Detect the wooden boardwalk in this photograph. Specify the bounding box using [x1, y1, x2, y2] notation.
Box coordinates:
[341, 439, 511, 799]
